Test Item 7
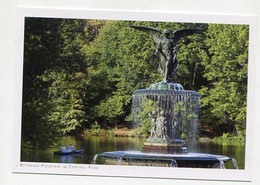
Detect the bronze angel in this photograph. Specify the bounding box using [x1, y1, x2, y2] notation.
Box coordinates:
[130, 25, 204, 83]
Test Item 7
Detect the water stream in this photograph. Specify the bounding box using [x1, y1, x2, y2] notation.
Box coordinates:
[219, 160, 226, 169]
[118, 157, 123, 165]
[92, 154, 99, 164]
[232, 158, 239, 169]
[171, 159, 178, 167]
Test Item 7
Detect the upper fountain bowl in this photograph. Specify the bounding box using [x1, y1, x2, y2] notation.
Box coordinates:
[149, 81, 184, 91]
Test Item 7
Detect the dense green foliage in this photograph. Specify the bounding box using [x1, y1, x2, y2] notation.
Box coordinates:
[213, 130, 246, 145]
[22, 18, 248, 146]
[199, 24, 248, 135]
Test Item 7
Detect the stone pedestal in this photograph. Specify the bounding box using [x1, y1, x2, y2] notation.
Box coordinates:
[142, 140, 187, 154]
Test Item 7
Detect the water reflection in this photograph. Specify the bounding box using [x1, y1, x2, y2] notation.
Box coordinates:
[21, 135, 245, 169]
[61, 155, 73, 163]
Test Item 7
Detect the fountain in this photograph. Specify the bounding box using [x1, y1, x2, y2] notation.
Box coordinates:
[131, 82, 200, 154]
[96, 25, 235, 168]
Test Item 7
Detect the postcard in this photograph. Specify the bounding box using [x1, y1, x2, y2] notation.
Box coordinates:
[13, 7, 257, 181]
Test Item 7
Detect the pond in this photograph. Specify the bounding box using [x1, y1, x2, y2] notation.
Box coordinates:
[21, 135, 245, 169]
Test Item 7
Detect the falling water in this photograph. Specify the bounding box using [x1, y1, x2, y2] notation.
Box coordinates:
[131, 88, 200, 144]
[91, 154, 99, 164]
[232, 158, 239, 169]
[171, 159, 178, 167]
[118, 157, 123, 165]
[219, 160, 226, 169]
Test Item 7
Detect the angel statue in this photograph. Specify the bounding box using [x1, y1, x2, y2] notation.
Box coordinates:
[130, 25, 204, 83]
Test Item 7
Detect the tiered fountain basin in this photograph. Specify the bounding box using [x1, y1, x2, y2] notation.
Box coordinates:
[99, 151, 231, 168]
[97, 82, 235, 168]
[131, 83, 200, 155]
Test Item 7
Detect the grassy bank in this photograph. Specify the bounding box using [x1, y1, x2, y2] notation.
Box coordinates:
[212, 132, 245, 145]
[83, 128, 148, 137]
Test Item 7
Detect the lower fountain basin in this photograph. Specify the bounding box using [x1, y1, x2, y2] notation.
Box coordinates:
[99, 151, 231, 168]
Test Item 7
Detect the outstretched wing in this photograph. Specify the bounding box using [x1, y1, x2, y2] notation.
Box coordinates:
[130, 25, 162, 43]
[172, 28, 204, 42]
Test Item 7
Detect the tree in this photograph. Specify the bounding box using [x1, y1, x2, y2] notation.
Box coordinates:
[22, 18, 63, 146]
[41, 19, 89, 134]
[22, 18, 104, 146]
[91, 21, 206, 129]
[22, 18, 248, 141]
[91, 20, 160, 127]
[199, 24, 249, 134]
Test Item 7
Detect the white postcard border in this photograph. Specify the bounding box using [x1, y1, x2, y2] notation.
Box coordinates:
[13, 7, 257, 181]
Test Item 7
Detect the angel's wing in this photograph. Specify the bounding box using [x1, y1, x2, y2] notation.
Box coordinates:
[172, 28, 204, 42]
[130, 25, 162, 43]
